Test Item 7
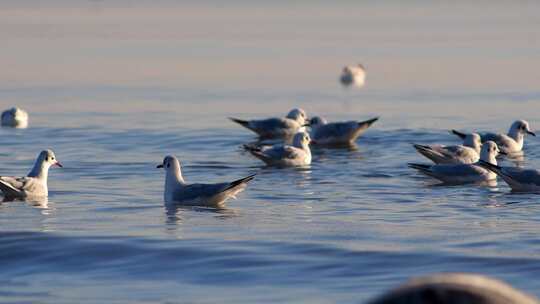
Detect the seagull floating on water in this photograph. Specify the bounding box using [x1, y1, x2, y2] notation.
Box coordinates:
[229, 108, 308, 139]
[0, 150, 62, 200]
[157, 155, 255, 208]
[340, 64, 366, 88]
[308, 116, 378, 145]
[368, 273, 538, 304]
[451, 120, 535, 154]
[408, 141, 502, 184]
[478, 161, 540, 192]
[244, 131, 312, 167]
[413, 133, 482, 164]
[1, 107, 28, 128]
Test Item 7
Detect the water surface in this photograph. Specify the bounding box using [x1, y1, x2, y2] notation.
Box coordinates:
[1, 1, 540, 303]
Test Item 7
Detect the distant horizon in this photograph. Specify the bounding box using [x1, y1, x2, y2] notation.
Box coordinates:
[1, 1, 539, 92]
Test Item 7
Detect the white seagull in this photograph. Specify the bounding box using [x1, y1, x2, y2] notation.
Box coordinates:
[0, 150, 62, 200]
[413, 133, 482, 164]
[244, 131, 312, 167]
[309, 116, 379, 145]
[1, 107, 29, 128]
[229, 108, 308, 139]
[478, 161, 540, 192]
[157, 155, 255, 208]
[408, 141, 501, 184]
[451, 120, 535, 154]
[340, 64, 366, 88]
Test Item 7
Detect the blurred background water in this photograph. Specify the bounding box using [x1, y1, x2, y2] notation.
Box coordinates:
[1, 1, 540, 303]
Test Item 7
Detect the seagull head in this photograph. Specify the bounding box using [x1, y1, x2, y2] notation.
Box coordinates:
[39, 149, 63, 168]
[286, 108, 308, 125]
[292, 131, 312, 148]
[157, 155, 181, 171]
[309, 116, 327, 128]
[480, 141, 503, 163]
[157, 155, 185, 183]
[510, 120, 535, 137]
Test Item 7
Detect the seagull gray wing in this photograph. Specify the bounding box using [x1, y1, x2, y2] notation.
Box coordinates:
[431, 164, 486, 177]
[314, 122, 357, 139]
[172, 183, 229, 202]
[480, 132, 503, 142]
[0, 176, 28, 197]
[266, 145, 302, 160]
[250, 118, 298, 136]
[440, 145, 479, 163]
[501, 167, 540, 186]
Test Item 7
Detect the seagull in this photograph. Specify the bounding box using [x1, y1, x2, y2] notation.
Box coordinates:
[229, 108, 308, 139]
[157, 155, 255, 208]
[1, 107, 28, 128]
[340, 64, 366, 88]
[244, 131, 312, 167]
[408, 141, 501, 184]
[308, 116, 379, 145]
[0, 150, 62, 200]
[478, 161, 540, 192]
[368, 273, 538, 304]
[451, 120, 535, 154]
[413, 133, 482, 164]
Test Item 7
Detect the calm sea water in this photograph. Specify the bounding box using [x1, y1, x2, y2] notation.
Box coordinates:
[1, 1, 540, 303]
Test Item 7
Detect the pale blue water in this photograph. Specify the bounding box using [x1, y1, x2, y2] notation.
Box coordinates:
[1, 88, 540, 303]
[2, 1, 540, 303]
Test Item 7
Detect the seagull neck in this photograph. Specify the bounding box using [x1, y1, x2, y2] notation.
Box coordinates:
[27, 162, 49, 181]
[479, 151, 497, 166]
[513, 133, 524, 149]
[166, 169, 185, 186]
[508, 127, 525, 145]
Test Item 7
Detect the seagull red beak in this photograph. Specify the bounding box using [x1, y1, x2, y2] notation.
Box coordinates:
[54, 161, 63, 168]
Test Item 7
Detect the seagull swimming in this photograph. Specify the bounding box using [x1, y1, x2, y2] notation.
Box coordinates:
[408, 141, 501, 184]
[451, 120, 535, 154]
[157, 155, 255, 208]
[244, 131, 312, 167]
[309, 116, 379, 145]
[0, 150, 62, 200]
[340, 64, 366, 88]
[478, 161, 540, 192]
[1, 107, 28, 128]
[229, 108, 308, 139]
[413, 133, 482, 164]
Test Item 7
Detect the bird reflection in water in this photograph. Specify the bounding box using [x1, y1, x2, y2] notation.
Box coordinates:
[164, 203, 239, 227]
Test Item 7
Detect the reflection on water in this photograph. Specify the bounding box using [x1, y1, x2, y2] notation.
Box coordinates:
[164, 203, 240, 226]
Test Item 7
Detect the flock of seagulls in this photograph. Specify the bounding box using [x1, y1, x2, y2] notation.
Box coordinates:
[409, 120, 538, 190]
[0, 106, 380, 207]
[0, 64, 537, 206]
[1, 104, 540, 206]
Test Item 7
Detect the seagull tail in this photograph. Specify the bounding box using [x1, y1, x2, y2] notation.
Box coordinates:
[242, 144, 261, 152]
[0, 179, 22, 198]
[477, 160, 502, 174]
[451, 129, 467, 139]
[358, 117, 379, 128]
[229, 117, 250, 128]
[413, 144, 444, 163]
[408, 163, 433, 175]
[224, 174, 256, 192]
